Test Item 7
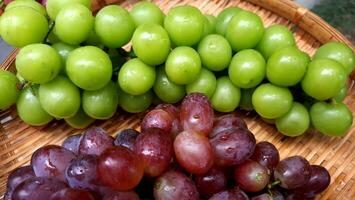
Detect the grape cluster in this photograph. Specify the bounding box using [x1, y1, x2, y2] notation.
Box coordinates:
[5, 93, 331, 200]
[0, 0, 353, 138]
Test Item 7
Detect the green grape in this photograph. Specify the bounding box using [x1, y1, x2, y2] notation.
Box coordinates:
[82, 81, 119, 120]
[266, 46, 310, 86]
[228, 49, 266, 88]
[276, 102, 310, 137]
[95, 5, 135, 48]
[39, 76, 81, 118]
[0, 7, 48, 47]
[215, 7, 242, 35]
[132, 23, 170, 65]
[301, 59, 347, 100]
[130, 1, 164, 26]
[118, 58, 156, 95]
[52, 42, 78, 74]
[310, 101, 352, 136]
[84, 30, 103, 47]
[46, 0, 91, 20]
[46, 31, 61, 44]
[240, 88, 255, 111]
[333, 84, 348, 103]
[165, 46, 201, 84]
[197, 34, 232, 71]
[66, 46, 112, 91]
[186, 68, 217, 99]
[17, 86, 53, 126]
[16, 72, 26, 84]
[252, 83, 293, 119]
[16, 44, 62, 84]
[164, 5, 204, 46]
[65, 107, 95, 129]
[211, 76, 241, 112]
[118, 89, 153, 113]
[0, 70, 19, 110]
[226, 10, 264, 51]
[153, 66, 185, 103]
[54, 4, 94, 45]
[5, 0, 47, 16]
[314, 42, 354, 75]
[256, 24, 296, 59]
[202, 14, 216, 37]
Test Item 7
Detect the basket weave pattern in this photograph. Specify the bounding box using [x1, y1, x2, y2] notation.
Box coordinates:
[0, 0, 354, 199]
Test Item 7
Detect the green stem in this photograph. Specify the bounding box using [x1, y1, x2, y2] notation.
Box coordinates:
[43, 21, 55, 44]
[268, 180, 281, 189]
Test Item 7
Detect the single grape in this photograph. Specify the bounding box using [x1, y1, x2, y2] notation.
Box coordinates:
[256, 24, 296, 59]
[154, 170, 199, 200]
[194, 167, 227, 198]
[198, 34, 232, 71]
[78, 127, 114, 156]
[210, 114, 247, 138]
[130, 1, 164, 26]
[0, 70, 19, 110]
[209, 187, 249, 200]
[250, 141, 280, 171]
[155, 104, 183, 136]
[215, 7, 242, 35]
[210, 128, 256, 167]
[46, 0, 91, 20]
[164, 5, 204, 46]
[114, 129, 139, 151]
[234, 160, 270, 192]
[239, 88, 255, 111]
[180, 93, 214, 136]
[141, 109, 173, 134]
[333, 84, 348, 103]
[5, 166, 35, 199]
[62, 134, 82, 154]
[50, 188, 95, 200]
[186, 68, 217, 99]
[95, 5, 135, 48]
[251, 194, 273, 200]
[211, 76, 241, 112]
[103, 190, 140, 200]
[16, 44, 62, 84]
[5, 0, 46, 16]
[118, 89, 153, 113]
[65, 107, 95, 129]
[228, 49, 266, 88]
[52, 42, 78, 74]
[31, 145, 75, 181]
[202, 14, 216, 37]
[274, 156, 311, 189]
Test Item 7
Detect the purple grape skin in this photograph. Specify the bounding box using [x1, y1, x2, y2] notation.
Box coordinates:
[78, 127, 114, 156]
[155, 103, 182, 136]
[194, 167, 227, 198]
[210, 128, 256, 167]
[31, 145, 76, 182]
[274, 156, 311, 189]
[209, 187, 249, 200]
[50, 188, 95, 200]
[6, 165, 35, 191]
[114, 129, 139, 151]
[234, 160, 270, 192]
[251, 194, 273, 200]
[102, 191, 140, 200]
[11, 177, 68, 200]
[270, 189, 285, 200]
[210, 114, 248, 138]
[285, 192, 315, 200]
[141, 109, 173, 134]
[154, 170, 199, 200]
[250, 141, 280, 171]
[62, 134, 82, 154]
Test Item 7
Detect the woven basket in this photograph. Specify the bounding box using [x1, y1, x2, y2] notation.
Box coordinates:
[0, 0, 354, 199]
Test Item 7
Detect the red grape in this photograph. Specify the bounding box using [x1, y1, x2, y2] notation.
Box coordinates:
[210, 114, 248, 138]
[155, 103, 182, 136]
[12, 177, 68, 200]
[114, 128, 139, 151]
[78, 127, 114, 156]
[154, 170, 199, 200]
[102, 191, 140, 200]
[234, 160, 270, 192]
[285, 192, 314, 200]
[194, 167, 227, 198]
[62, 134, 82, 154]
[210, 128, 256, 167]
[252, 194, 272, 200]
[31, 145, 76, 181]
[50, 188, 95, 200]
[180, 93, 214, 136]
[274, 156, 311, 189]
[250, 141, 280, 171]
[134, 128, 173, 177]
[98, 146, 144, 190]
[141, 109, 173, 134]
[174, 131, 214, 174]
[270, 189, 285, 200]
[209, 187, 249, 200]
[5, 166, 35, 200]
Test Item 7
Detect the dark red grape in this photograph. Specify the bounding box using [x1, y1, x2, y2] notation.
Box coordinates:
[114, 129, 139, 151]
[251, 194, 272, 200]
[62, 134, 82, 154]
[50, 188, 95, 200]
[210, 128, 256, 167]
[210, 114, 248, 138]
[174, 131, 214, 174]
[250, 141, 280, 171]
[293, 165, 330, 198]
[234, 160, 270, 192]
[209, 187, 249, 200]
[141, 109, 173, 134]
[78, 127, 114, 156]
[98, 146, 144, 190]
[31, 145, 76, 181]
[12, 177, 68, 200]
[5, 166, 35, 200]
[102, 191, 140, 200]
[270, 189, 285, 200]
[285, 192, 315, 200]
[180, 93, 214, 136]
[155, 103, 182, 136]
[154, 170, 199, 200]
[134, 128, 173, 177]
[194, 167, 227, 198]
[274, 156, 311, 189]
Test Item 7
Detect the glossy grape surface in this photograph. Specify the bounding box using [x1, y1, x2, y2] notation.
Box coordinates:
[234, 160, 270, 192]
[141, 109, 173, 134]
[0, 70, 19, 110]
[215, 7, 242, 35]
[102, 191, 140, 200]
[250, 141, 280, 171]
[209, 187, 249, 200]
[194, 167, 227, 198]
[62, 134, 82, 154]
[46, 0, 91, 20]
[78, 127, 114, 156]
[211, 76, 241, 112]
[114, 129, 139, 151]
[65, 108, 95, 129]
[210, 114, 248, 138]
[50, 188, 95, 200]
[130, 1, 164, 26]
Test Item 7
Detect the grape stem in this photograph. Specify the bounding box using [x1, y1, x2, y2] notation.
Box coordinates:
[43, 21, 55, 44]
[267, 180, 281, 189]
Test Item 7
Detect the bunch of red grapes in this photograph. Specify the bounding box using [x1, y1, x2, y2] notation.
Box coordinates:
[4, 93, 330, 200]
